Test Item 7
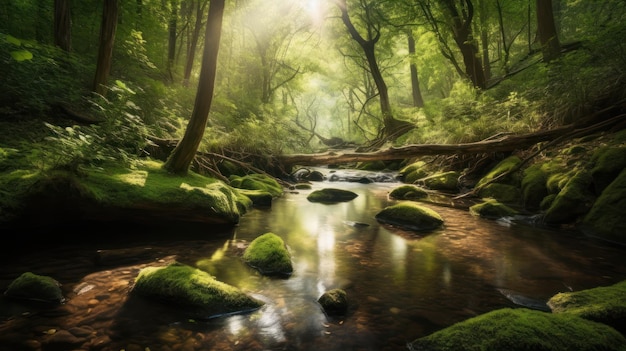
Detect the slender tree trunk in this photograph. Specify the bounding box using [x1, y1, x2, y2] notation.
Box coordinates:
[536, 0, 561, 62]
[164, 0, 225, 175]
[478, 0, 490, 80]
[93, 0, 119, 97]
[336, 0, 413, 140]
[407, 32, 424, 108]
[183, 0, 206, 87]
[167, 0, 178, 81]
[54, 0, 71, 51]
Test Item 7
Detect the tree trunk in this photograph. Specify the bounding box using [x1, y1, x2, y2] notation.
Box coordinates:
[183, 0, 206, 87]
[536, 0, 560, 62]
[407, 32, 424, 108]
[337, 0, 414, 140]
[93, 0, 119, 97]
[441, 0, 486, 89]
[163, 0, 225, 175]
[53, 0, 71, 52]
[167, 0, 178, 80]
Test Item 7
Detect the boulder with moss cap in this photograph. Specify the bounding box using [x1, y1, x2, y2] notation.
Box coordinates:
[243, 232, 293, 277]
[132, 262, 263, 319]
[375, 202, 443, 231]
[4, 272, 64, 304]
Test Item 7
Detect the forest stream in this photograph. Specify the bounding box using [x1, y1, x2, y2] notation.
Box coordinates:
[1, 167, 625, 351]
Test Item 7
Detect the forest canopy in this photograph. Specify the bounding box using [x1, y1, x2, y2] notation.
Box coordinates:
[1, 0, 625, 174]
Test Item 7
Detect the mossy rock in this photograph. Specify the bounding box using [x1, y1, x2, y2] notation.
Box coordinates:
[307, 188, 358, 203]
[477, 183, 521, 204]
[4, 272, 64, 304]
[229, 174, 283, 197]
[293, 183, 312, 190]
[375, 202, 444, 231]
[589, 146, 626, 194]
[476, 155, 522, 188]
[356, 160, 387, 171]
[548, 280, 626, 334]
[470, 198, 519, 219]
[318, 288, 348, 316]
[132, 263, 263, 319]
[389, 185, 429, 201]
[546, 171, 572, 194]
[408, 308, 626, 351]
[521, 164, 549, 210]
[581, 168, 626, 244]
[419, 171, 459, 191]
[543, 171, 594, 225]
[243, 233, 293, 277]
[399, 161, 429, 184]
[236, 188, 273, 207]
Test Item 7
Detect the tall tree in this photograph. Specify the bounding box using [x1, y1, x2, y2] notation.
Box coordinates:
[335, 0, 414, 141]
[163, 0, 225, 175]
[183, 0, 208, 87]
[536, 0, 560, 62]
[93, 0, 119, 96]
[53, 0, 71, 51]
[439, 0, 486, 89]
[167, 0, 178, 81]
[407, 31, 424, 108]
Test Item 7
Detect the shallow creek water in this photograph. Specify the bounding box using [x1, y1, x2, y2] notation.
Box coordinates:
[1, 168, 625, 351]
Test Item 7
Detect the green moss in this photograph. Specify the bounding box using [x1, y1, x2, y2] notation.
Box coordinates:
[399, 161, 429, 184]
[420, 171, 459, 191]
[389, 185, 429, 200]
[4, 272, 64, 303]
[318, 288, 348, 315]
[133, 263, 263, 318]
[307, 188, 358, 203]
[294, 183, 312, 190]
[521, 164, 548, 210]
[235, 188, 273, 207]
[476, 156, 522, 188]
[582, 168, 626, 244]
[543, 171, 594, 224]
[548, 280, 626, 333]
[477, 183, 521, 204]
[408, 308, 626, 351]
[470, 198, 519, 219]
[589, 146, 626, 194]
[229, 174, 283, 197]
[375, 202, 444, 231]
[243, 233, 293, 276]
[356, 160, 387, 171]
[546, 172, 571, 194]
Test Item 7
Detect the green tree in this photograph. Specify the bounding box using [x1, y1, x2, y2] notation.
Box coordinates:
[93, 0, 119, 96]
[53, 0, 71, 52]
[163, 0, 225, 175]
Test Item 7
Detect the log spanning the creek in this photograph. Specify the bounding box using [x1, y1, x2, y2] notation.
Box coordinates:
[278, 111, 626, 167]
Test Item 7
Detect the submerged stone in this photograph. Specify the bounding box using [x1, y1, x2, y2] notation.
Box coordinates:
[243, 232, 293, 277]
[408, 308, 626, 351]
[375, 202, 443, 231]
[318, 288, 348, 316]
[307, 188, 358, 203]
[132, 263, 263, 319]
[470, 198, 519, 219]
[4, 272, 64, 304]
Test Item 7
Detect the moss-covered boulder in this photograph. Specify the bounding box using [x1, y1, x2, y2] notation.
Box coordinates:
[132, 263, 263, 319]
[235, 188, 273, 207]
[318, 288, 348, 316]
[476, 155, 522, 188]
[548, 280, 626, 334]
[375, 202, 444, 231]
[589, 146, 626, 194]
[399, 161, 429, 184]
[581, 168, 626, 244]
[419, 171, 459, 191]
[229, 173, 283, 197]
[4, 272, 64, 304]
[243, 232, 293, 277]
[307, 188, 358, 203]
[408, 308, 626, 351]
[543, 171, 594, 225]
[521, 163, 549, 210]
[476, 183, 521, 204]
[389, 185, 429, 201]
[470, 198, 519, 219]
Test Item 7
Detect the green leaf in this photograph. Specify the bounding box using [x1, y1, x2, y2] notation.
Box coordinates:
[10, 50, 33, 62]
[5, 34, 21, 46]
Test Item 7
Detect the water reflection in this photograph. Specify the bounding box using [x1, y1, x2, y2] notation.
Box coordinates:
[0, 171, 625, 351]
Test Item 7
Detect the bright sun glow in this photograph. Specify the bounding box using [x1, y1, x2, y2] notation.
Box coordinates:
[304, 0, 324, 26]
